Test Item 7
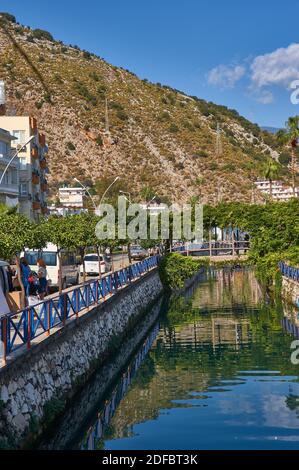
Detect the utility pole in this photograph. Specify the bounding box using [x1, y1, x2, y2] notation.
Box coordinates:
[105, 97, 110, 134]
[215, 122, 223, 203]
[0, 80, 5, 116]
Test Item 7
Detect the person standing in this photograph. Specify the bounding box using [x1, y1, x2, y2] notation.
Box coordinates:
[37, 259, 48, 300]
[20, 257, 31, 297]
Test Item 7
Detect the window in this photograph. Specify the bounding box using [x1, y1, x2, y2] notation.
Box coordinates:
[19, 157, 27, 169]
[19, 183, 27, 196]
[84, 255, 101, 262]
[10, 172, 16, 185]
[12, 130, 26, 145]
[0, 141, 8, 157]
[0, 171, 8, 184]
[25, 251, 57, 267]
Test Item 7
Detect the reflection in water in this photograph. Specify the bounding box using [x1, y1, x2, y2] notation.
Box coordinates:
[80, 324, 160, 450]
[59, 268, 299, 450]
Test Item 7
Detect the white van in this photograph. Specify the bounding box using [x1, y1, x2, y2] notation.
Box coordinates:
[80, 253, 108, 276]
[23, 243, 79, 290]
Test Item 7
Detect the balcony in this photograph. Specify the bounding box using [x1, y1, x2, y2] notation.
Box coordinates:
[32, 173, 40, 185]
[30, 117, 37, 131]
[39, 133, 46, 146]
[0, 183, 19, 197]
[31, 147, 39, 159]
[41, 182, 48, 192]
[32, 201, 41, 211]
[40, 159, 47, 170]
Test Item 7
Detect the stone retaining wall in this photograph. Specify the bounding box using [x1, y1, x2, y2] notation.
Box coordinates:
[0, 269, 163, 448]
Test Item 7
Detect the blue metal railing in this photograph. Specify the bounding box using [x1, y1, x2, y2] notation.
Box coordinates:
[279, 261, 299, 283]
[0, 256, 160, 362]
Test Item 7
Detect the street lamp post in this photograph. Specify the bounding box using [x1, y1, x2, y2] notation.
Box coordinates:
[0, 135, 35, 186]
[74, 178, 97, 213]
[99, 176, 120, 206]
[119, 190, 131, 203]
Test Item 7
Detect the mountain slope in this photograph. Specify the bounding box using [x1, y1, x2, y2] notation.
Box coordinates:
[0, 14, 290, 203]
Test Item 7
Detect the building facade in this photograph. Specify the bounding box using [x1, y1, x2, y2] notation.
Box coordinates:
[58, 187, 84, 209]
[254, 179, 299, 202]
[0, 116, 48, 221]
[0, 128, 18, 208]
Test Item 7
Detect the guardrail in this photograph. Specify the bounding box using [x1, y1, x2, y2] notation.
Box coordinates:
[279, 261, 299, 282]
[172, 241, 250, 254]
[0, 255, 160, 364]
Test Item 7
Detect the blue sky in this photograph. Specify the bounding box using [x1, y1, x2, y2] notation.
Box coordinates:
[2, 0, 299, 127]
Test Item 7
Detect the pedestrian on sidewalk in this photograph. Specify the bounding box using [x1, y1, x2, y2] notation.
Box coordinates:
[37, 259, 48, 300]
[20, 257, 30, 297]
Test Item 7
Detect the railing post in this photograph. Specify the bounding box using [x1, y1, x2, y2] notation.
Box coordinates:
[62, 293, 67, 326]
[27, 308, 31, 350]
[1, 316, 8, 365]
[47, 301, 51, 336]
[95, 280, 99, 304]
[76, 288, 79, 317]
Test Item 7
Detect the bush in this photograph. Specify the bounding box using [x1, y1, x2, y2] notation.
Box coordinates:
[116, 110, 128, 121]
[278, 152, 291, 166]
[158, 253, 206, 290]
[66, 141, 76, 151]
[169, 124, 179, 133]
[32, 29, 54, 41]
[0, 12, 16, 23]
[83, 51, 91, 60]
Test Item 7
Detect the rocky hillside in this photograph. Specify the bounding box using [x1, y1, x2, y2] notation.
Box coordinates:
[0, 13, 291, 203]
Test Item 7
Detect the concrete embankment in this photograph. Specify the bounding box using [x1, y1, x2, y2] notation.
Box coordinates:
[0, 269, 163, 448]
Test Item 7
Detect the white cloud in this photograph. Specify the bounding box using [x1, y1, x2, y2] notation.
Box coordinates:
[251, 43, 299, 89]
[253, 89, 274, 104]
[207, 64, 245, 89]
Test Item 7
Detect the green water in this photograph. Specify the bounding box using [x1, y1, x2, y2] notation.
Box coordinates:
[57, 269, 299, 449]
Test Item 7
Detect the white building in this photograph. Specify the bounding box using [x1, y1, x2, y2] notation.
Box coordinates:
[0, 128, 19, 208]
[0, 116, 49, 221]
[58, 187, 85, 209]
[139, 203, 168, 215]
[254, 179, 299, 202]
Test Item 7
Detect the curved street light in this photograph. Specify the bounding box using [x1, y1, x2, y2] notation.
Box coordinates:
[0, 135, 35, 186]
[74, 177, 97, 212]
[99, 176, 120, 206]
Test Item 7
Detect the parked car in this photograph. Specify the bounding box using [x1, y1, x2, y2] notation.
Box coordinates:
[130, 245, 148, 261]
[0, 261, 10, 296]
[80, 253, 110, 276]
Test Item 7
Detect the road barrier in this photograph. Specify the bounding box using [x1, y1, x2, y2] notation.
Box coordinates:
[0, 256, 160, 364]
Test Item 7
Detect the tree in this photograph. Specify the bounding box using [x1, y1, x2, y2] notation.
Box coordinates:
[263, 159, 280, 199]
[44, 216, 78, 293]
[0, 214, 47, 307]
[70, 213, 100, 282]
[277, 116, 299, 197]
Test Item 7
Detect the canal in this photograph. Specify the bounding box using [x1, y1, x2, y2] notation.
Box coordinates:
[38, 268, 299, 450]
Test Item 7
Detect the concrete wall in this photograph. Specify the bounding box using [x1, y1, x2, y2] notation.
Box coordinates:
[282, 276, 299, 306]
[0, 269, 163, 448]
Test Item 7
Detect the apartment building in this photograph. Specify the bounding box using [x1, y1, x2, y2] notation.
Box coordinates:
[58, 187, 85, 209]
[0, 116, 49, 221]
[254, 179, 299, 202]
[0, 128, 19, 208]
